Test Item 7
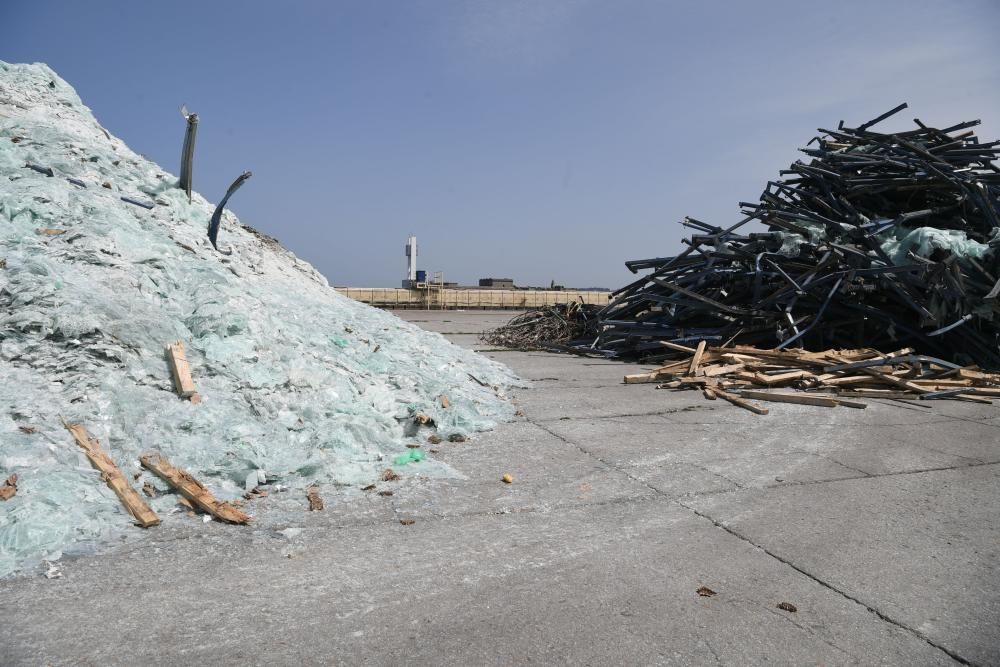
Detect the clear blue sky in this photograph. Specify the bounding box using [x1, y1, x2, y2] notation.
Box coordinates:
[5, 1, 1000, 288]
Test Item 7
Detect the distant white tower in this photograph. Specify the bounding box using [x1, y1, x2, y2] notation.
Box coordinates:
[405, 235, 417, 283]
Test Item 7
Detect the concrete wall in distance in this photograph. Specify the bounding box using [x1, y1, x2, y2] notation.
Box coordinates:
[335, 288, 610, 310]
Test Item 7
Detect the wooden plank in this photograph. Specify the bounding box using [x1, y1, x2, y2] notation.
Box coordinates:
[653, 359, 696, 374]
[165, 341, 200, 401]
[860, 368, 929, 394]
[910, 383, 978, 391]
[739, 390, 839, 408]
[720, 353, 766, 363]
[657, 340, 697, 354]
[910, 379, 973, 388]
[822, 374, 877, 386]
[624, 371, 665, 384]
[688, 340, 708, 376]
[752, 370, 810, 385]
[625, 360, 692, 383]
[832, 389, 920, 400]
[713, 388, 769, 415]
[0, 474, 16, 500]
[958, 368, 999, 382]
[65, 422, 160, 527]
[140, 452, 249, 524]
[702, 363, 745, 377]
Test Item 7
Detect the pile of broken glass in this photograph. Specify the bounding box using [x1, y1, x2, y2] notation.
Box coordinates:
[0, 62, 518, 577]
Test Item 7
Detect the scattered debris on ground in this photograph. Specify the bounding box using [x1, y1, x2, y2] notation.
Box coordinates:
[394, 449, 426, 465]
[140, 453, 249, 524]
[305, 485, 324, 512]
[65, 422, 160, 528]
[502, 473, 513, 484]
[625, 344, 1000, 412]
[0, 474, 17, 501]
[777, 602, 798, 613]
[165, 341, 201, 404]
[696, 586, 717, 597]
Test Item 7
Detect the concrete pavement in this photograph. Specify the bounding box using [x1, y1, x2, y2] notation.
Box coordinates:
[2, 310, 997, 666]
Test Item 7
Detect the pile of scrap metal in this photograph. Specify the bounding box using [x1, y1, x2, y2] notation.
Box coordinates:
[480, 301, 602, 350]
[591, 104, 1000, 369]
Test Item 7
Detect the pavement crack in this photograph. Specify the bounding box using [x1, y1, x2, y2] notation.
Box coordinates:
[676, 499, 974, 666]
[700, 636, 723, 665]
[530, 418, 665, 497]
[529, 412, 982, 665]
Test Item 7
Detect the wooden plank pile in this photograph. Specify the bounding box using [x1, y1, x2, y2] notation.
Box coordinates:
[624, 342, 1000, 414]
[591, 104, 1000, 369]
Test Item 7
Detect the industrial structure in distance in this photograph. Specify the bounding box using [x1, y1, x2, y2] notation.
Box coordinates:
[336, 236, 610, 310]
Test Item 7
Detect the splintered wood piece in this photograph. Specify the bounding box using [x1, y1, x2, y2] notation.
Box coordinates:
[657, 340, 697, 354]
[657, 359, 698, 373]
[140, 452, 249, 524]
[306, 485, 324, 511]
[0, 474, 16, 500]
[752, 370, 810, 385]
[910, 379, 973, 388]
[624, 371, 675, 384]
[438, 395, 450, 409]
[739, 390, 839, 408]
[822, 375, 877, 386]
[702, 363, 745, 377]
[713, 389, 769, 415]
[165, 342, 199, 400]
[64, 423, 160, 527]
[688, 340, 708, 375]
[860, 368, 929, 394]
[957, 368, 996, 382]
[702, 387, 717, 400]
